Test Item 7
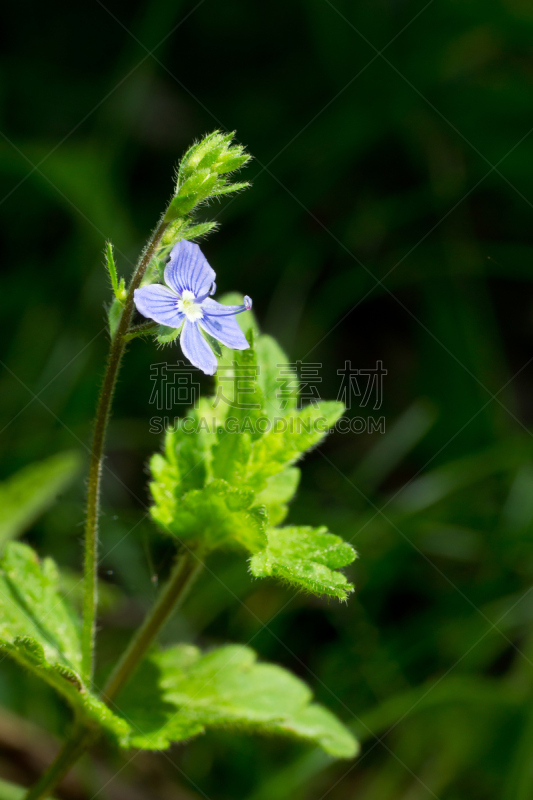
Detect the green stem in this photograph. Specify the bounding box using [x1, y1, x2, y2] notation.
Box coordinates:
[81, 218, 168, 684]
[23, 726, 94, 800]
[103, 550, 202, 702]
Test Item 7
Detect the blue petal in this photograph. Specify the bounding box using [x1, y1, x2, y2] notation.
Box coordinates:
[164, 241, 216, 298]
[180, 320, 217, 375]
[200, 297, 251, 316]
[199, 308, 250, 351]
[134, 285, 185, 328]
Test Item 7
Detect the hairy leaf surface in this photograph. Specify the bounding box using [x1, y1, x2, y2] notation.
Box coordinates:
[250, 526, 356, 600]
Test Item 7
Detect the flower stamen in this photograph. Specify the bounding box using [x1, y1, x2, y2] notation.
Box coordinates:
[177, 290, 204, 322]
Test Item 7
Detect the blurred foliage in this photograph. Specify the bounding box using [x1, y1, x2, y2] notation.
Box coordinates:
[2, 0, 533, 798]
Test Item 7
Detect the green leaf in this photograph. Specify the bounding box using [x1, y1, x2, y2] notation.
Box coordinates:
[211, 181, 250, 196]
[254, 467, 301, 526]
[123, 322, 158, 342]
[250, 526, 357, 600]
[156, 323, 183, 344]
[180, 169, 219, 201]
[0, 543, 129, 741]
[105, 241, 119, 297]
[214, 333, 264, 434]
[178, 131, 231, 183]
[176, 131, 249, 188]
[166, 166, 227, 221]
[154, 479, 267, 553]
[181, 221, 218, 240]
[254, 467, 300, 506]
[149, 340, 344, 557]
[152, 406, 216, 492]
[255, 335, 298, 414]
[212, 432, 252, 484]
[164, 193, 197, 220]
[204, 330, 223, 358]
[108, 295, 124, 338]
[245, 401, 344, 492]
[0, 451, 82, 546]
[116, 644, 358, 758]
[215, 154, 250, 174]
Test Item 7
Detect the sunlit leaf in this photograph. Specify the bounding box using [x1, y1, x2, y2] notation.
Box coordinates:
[250, 526, 356, 600]
[117, 644, 358, 758]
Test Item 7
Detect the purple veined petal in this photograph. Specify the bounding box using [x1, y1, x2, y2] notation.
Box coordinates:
[180, 320, 218, 375]
[199, 312, 250, 351]
[200, 296, 252, 317]
[195, 281, 217, 303]
[134, 285, 185, 328]
[164, 241, 216, 298]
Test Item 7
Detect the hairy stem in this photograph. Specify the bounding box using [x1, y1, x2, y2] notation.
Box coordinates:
[103, 550, 202, 702]
[81, 218, 168, 683]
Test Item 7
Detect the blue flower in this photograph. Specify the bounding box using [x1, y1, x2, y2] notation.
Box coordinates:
[134, 240, 252, 375]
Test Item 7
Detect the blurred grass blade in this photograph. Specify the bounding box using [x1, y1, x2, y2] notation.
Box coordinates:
[351, 399, 437, 492]
[0, 451, 82, 546]
[390, 440, 528, 514]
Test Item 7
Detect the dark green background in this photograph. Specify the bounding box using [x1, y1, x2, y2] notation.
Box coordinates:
[2, 0, 533, 797]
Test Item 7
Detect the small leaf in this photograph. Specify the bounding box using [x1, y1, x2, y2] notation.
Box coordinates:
[164, 193, 197, 220]
[211, 181, 250, 196]
[250, 526, 356, 600]
[197, 143, 227, 170]
[156, 323, 183, 344]
[178, 131, 228, 182]
[123, 322, 158, 342]
[204, 330, 223, 358]
[116, 644, 358, 758]
[105, 242, 119, 297]
[215, 154, 250, 174]
[181, 221, 219, 241]
[108, 296, 124, 338]
[0, 452, 82, 546]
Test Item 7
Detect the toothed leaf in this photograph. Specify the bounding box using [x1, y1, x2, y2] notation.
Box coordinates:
[250, 526, 356, 600]
[116, 644, 358, 758]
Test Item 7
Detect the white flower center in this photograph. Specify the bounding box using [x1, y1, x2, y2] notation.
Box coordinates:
[177, 290, 203, 322]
